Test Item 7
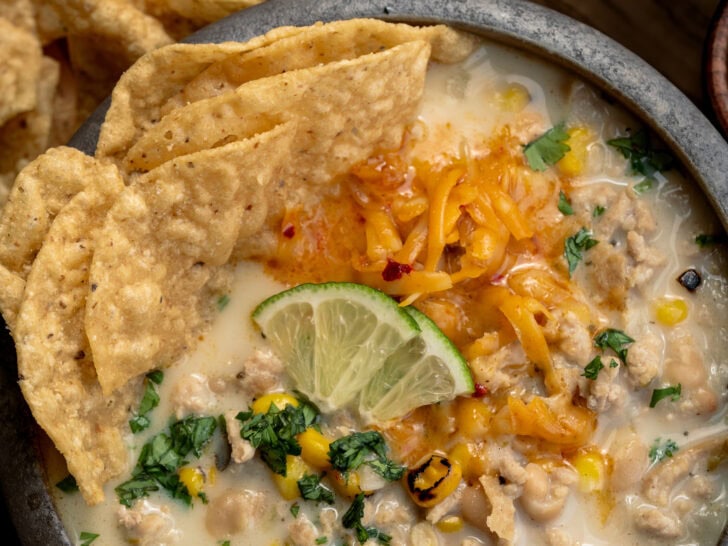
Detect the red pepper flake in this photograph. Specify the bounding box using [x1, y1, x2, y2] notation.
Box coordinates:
[381, 258, 412, 281]
[282, 225, 295, 238]
[473, 383, 489, 398]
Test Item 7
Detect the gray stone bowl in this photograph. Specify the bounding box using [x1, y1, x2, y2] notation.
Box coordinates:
[1, 0, 726, 544]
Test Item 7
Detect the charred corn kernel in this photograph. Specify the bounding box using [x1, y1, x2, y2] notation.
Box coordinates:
[178, 467, 204, 498]
[436, 515, 464, 533]
[272, 456, 309, 500]
[298, 428, 331, 471]
[252, 392, 299, 414]
[330, 470, 362, 498]
[571, 449, 607, 492]
[406, 455, 462, 507]
[654, 297, 688, 326]
[495, 83, 530, 112]
[454, 398, 491, 440]
[558, 126, 593, 177]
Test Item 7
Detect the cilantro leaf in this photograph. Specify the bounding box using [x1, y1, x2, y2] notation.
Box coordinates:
[649, 384, 682, 408]
[649, 438, 679, 463]
[237, 399, 319, 476]
[79, 532, 99, 546]
[582, 356, 604, 380]
[593, 328, 634, 364]
[557, 191, 574, 215]
[523, 123, 571, 171]
[366, 457, 406, 481]
[129, 371, 162, 433]
[290, 503, 300, 518]
[55, 474, 78, 493]
[633, 178, 654, 194]
[695, 233, 726, 248]
[316, 538, 328, 545]
[297, 474, 334, 505]
[217, 294, 231, 311]
[564, 227, 598, 276]
[116, 416, 217, 507]
[607, 128, 675, 178]
[328, 431, 403, 481]
[593, 205, 606, 217]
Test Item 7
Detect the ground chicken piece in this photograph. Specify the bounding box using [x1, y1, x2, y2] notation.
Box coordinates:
[632, 197, 657, 233]
[626, 231, 666, 287]
[479, 474, 515, 543]
[372, 494, 416, 527]
[409, 522, 441, 546]
[687, 475, 716, 500]
[586, 243, 628, 309]
[594, 191, 631, 239]
[625, 332, 662, 387]
[587, 363, 625, 412]
[545, 527, 580, 546]
[117, 500, 182, 546]
[288, 513, 320, 546]
[319, 507, 340, 537]
[205, 488, 266, 537]
[633, 506, 683, 539]
[170, 373, 217, 418]
[554, 311, 592, 365]
[470, 343, 528, 394]
[484, 443, 528, 485]
[236, 348, 284, 396]
[665, 330, 718, 416]
[224, 410, 254, 464]
[427, 482, 465, 523]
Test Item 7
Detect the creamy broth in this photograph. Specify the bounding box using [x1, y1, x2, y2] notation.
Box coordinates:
[48, 39, 728, 546]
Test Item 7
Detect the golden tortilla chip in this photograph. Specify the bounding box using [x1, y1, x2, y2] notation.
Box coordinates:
[0, 17, 43, 126]
[96, 28, 307, 162]
[0, 0, 37, 34]
[28, 0, 65, 44]
[86, 122, 294, 395]
[0, 147, 121, 329]
[124, 40, 431, 175]
[15, 163, 143, 505]
[154, 0, 263, 24]
[164, 20, 476, 111]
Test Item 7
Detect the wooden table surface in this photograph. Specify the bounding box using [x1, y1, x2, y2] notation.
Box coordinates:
[531, 0, 721, 114]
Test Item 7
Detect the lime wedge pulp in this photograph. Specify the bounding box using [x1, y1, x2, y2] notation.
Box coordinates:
[252, 282, 474, 420]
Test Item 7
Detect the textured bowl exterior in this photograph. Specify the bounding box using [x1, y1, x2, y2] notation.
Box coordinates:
[2, 0, 725, 544]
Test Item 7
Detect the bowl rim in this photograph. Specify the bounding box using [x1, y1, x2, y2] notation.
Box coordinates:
[3, 0, 727, 544]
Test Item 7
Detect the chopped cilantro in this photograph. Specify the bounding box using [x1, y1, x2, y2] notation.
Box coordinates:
[633, 178, 654, 194]
[220, 541, 230, 546]
[609, 359, 619, 368]
[582, 356, 604, 380]
[290, 503, 300, 518]
[79, 532, 99, 546]
[593, 205, 606, 217]
[695, 233, 726, 248]
[297, 474, 335, 504]
[129, 371, 163, 433]
[342, 496, 392, 546]
[593, 328, 634, 364]
[236, 399, 319, 475]
[217, 294, 231, 311]
[650, 384, 682, 408]
[316, 537, 328, 545]
[607, 128, 675, 178]
[523, 123, 571, 171]
[557, 191, 574, 215]
[564, 227, 599, 276]
[55, 474, 78, 493]
[115, 415, 217, 507]
[328, 431, 404, 481]
[649, 438, 679, 463]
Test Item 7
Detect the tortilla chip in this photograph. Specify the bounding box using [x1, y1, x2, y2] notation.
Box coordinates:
[28, 0, 65, 44]
[0, 17, 43, 126]
[86, 122, 294, 395]
[0, 147, 121, 329]
[124, 40, 431, 175]
[164, 20, 476, 111]
[155, 0, 263, 24]
[0, 0, 37, 34]
[15, 163, 143, 505]
[96, 28, 307, 162]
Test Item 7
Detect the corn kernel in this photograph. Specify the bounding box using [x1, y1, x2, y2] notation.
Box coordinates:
[454, 398, 491, 440]
[654, 297, 688, 326]
[252, 392, 299, 414]
[298, 428, 331, 471]
[557, 126, 593, 177]
[272, 456, 309, 500]
[178, 466, 205, 497]
[571, 449, 607, 493]
[495, 83, 530, 113]
[330, 469, 362, 498]
[436, 515, 464, 533]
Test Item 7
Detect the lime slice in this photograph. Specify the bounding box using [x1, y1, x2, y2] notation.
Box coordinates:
[359, 306, 474, 422]
[252, 282, 420, 411]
